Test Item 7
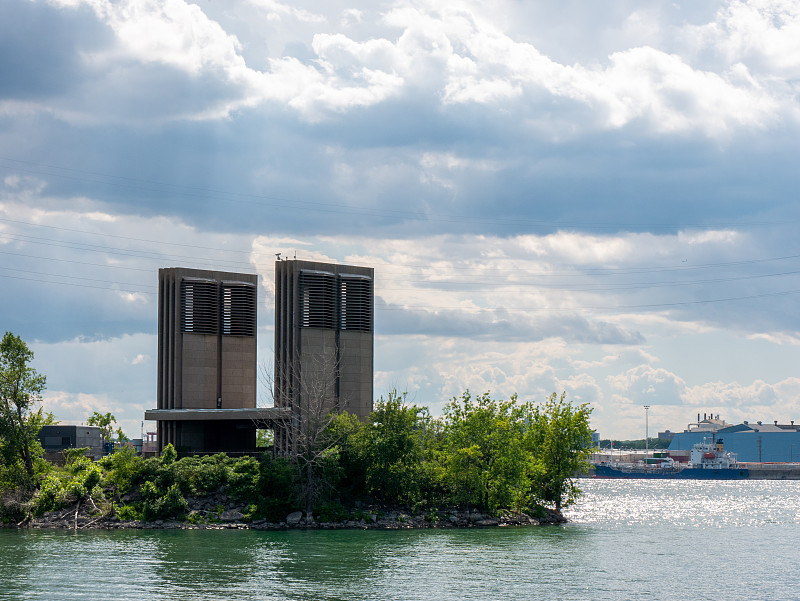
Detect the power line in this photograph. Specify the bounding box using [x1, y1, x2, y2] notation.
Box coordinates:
[2, 155, 793, 230]
[0, 232, 254, 270]
[0, 217, 254, 255]
[5, 223, 800, 280]
[3, 232, 800, 300]
[4, 267, 798, 314]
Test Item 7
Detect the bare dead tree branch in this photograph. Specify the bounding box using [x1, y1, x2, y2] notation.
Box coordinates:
[258, 347, 350, 517]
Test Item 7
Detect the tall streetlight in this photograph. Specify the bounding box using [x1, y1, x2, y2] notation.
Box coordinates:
[644, 405, 651, 455]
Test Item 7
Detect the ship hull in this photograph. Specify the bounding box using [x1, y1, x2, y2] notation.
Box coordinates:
[593, 465, 749, 479]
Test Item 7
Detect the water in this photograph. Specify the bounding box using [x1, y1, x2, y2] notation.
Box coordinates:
[2, 480, 799, 600]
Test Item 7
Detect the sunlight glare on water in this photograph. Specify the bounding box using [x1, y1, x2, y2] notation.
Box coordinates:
[2, 480, 800, 601]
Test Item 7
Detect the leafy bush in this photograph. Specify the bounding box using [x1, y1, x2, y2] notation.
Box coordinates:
[62, 447, 91, 467]
[141, 481, 188, 521]
[116, 503, 142, 521]
[315, 501, 348, 523]
[32, 475, 62, 516]
[161, 444, 177, 466]
[98, 445, 142, 495]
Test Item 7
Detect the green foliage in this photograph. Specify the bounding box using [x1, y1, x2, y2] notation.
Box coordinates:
[63, 447, 91, 466]
[256, 429, 274, 448]
[0, 331, 47, 488]
[314, 500, 349, 523]
[32, 475, 62, 516]
[441, 391, 532, 512]
[139, 479, 187, 520]
[98, 445, 142, 495]
[116, 503, 142, 521]
[102, 447, 296, 522]
[253, 453, 297, 521]
[142, 482, 188, 521]
[67, 454, 94, 475]
[161, 443, 177, 465]
[323, 412, 367, 503]
[526, 392, 593, 512]
[31, 457, 104, 515]
[86, 412, 116, 443]
[7, 385, 595, 524]
[360, 391, 427, 505]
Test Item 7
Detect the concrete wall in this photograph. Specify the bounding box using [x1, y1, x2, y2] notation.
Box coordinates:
[339, 330, 373, 418]
[181, 333, 218, 408]
[221, 335, 257, 409]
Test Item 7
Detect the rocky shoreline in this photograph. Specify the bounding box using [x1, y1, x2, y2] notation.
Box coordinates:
[22, 491, 566, 530]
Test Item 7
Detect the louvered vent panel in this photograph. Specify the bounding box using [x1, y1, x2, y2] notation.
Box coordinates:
[222, 284, 256, 336]
[340, 277, 372, 331]
[299, 271, 336, 329]
[181, 280, 218, 334]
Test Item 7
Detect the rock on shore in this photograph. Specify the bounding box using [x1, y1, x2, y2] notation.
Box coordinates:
[24, 487, 566, 530]
[26, 505, 566, 530]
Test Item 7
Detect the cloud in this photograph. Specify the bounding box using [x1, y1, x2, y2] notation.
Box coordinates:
[1, 0, 787, 133]
[689, 0, 800, 77]
[43, 390, 116, 417]
[607, 365, 687, 405]
[130, 353, 149, 365]
[3, 0, 800, 441]
[247, 0, 326, 24]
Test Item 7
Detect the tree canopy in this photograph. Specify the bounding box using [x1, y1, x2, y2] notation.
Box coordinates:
[0, 331, 47, 488]
[526, 392, 594, 512]
[302, 389, 594, 515]
[87, 412, 118, 443]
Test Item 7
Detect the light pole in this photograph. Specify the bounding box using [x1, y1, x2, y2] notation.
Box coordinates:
[644, 405, 650, 455]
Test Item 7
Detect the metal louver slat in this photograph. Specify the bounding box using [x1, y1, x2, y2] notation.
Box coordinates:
[299, 271, 336, 329]
[340, 276, 372, 331]
[181, 280, 218, 334]
[222, 284, 256, 336]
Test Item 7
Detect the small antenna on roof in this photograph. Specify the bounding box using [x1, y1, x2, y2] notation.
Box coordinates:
[275, 253, 281, 261]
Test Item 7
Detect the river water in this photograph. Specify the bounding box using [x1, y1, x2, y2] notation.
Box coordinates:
[2, 480, 799, 601]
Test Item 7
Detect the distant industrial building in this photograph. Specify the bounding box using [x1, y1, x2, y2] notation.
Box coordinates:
[145, 267, 288, 455]
[658, 430, 675, 441]
[273, 259, 374, 455]
[669, 415, 800, 463]
[38, 425, 103, 461]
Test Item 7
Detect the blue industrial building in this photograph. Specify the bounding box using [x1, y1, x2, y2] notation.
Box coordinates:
[669, 421, 800, 463]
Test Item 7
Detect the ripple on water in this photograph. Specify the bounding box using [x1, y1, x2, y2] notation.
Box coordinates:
[2, 481, 800, 601]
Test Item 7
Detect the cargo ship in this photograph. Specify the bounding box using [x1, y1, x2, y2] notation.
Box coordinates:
[593, 439, 749, 479]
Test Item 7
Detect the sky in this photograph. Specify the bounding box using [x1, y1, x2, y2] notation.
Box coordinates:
[2, 0, 800, 441]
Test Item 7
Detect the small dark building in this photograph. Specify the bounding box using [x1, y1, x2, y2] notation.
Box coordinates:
[38, 425, 103, 460]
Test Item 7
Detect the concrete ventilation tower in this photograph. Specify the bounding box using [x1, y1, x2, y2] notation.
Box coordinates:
[273, 259, 374, 455]
[146, 267, 288, 455]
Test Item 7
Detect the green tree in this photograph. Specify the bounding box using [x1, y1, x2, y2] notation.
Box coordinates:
[0, 332, 47, 486]
[526, 392, 593, 513]
[360, 391, 426, 505]
[87, 412, 116, 443]
[323, 411, 367, 504]
[442, 391, 531, 512]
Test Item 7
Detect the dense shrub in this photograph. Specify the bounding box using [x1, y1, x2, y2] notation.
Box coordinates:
[141, 481, 187, 521]
[98, 445, 142, 495]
